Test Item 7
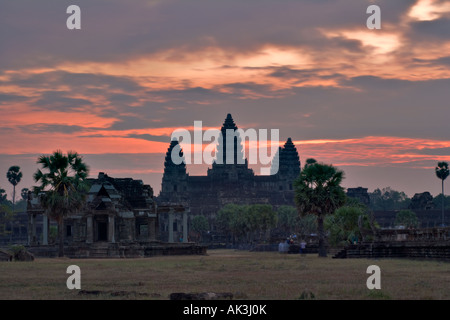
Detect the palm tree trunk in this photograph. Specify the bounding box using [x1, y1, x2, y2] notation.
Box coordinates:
[317, 216, 327, 257]
[58, 219, 64, 257]
[9, 185, 15, 242]
[442, 179, 445, 227]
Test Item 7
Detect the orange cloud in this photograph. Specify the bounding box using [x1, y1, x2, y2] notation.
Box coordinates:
[295, 136, 450, 168]
[0, 104, 117, 128]
[409, 0, 450, 21]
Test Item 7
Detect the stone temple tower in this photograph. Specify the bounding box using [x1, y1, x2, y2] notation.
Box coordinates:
[278, 138, 301, 178]
[214, 113, 245, 166]
[208, 113, 254, 182]
[159, 139, 188, 202]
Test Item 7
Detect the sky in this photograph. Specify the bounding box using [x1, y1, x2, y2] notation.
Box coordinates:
[0, 0, 450, 199]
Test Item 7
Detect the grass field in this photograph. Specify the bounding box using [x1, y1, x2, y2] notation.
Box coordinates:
[0, 249, 448, 300]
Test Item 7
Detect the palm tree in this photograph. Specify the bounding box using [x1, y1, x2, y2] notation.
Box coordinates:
[0, 188, 6, 204]
[304, 158, 317, 168]
[6, 166, 22, 210]
[33, 150, 89, 257]
[21, 188, 30, 202]
[435, 162, 449, 227]
[6, 166, 22, 241]
[294, 161, 347, 257]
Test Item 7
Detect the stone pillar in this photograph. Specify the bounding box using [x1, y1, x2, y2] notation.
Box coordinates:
[183, 211, 188, 243]
[31, 214, 37, 244]
[27, 213, 33, 245]
[155, 205, 160, 241]
[108, 215, 115, 243]
[43, 214, 48, 245]
[168, 211, 174, 243]
[148, 218, 155, 241]
[86, 215, 93, 244]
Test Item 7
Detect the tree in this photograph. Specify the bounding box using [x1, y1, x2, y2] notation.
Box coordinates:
[296, 214, 317, 240]
[190, 215, 209, 242]
[395, 209, 419, 229]
[369, 187, 410, 211]
[6, 166, 22, 211]
[294, 161, 346, 257]
[432, 194, 450, 211]
[0, 188, 7, 204]
[217, 204, 238, 243]
[325, 205, 372, 246]
[248, 204, 277, 242]
[33, 150, 89, 257]
[277, 205, 298, 233]
[304, 158, 317, 168]
[0, 204, 13, 238]
[217, 204, 277, 244]
[6, 166, 22, 241]
[435, 162, 449, 227]
[21, 188, 29, 202]
[277, 205, 316, 239]
[229, 205, 251, 243]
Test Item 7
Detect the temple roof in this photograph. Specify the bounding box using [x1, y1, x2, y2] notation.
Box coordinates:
[164, 139, 186, 169]
[221, 113, 238, 132]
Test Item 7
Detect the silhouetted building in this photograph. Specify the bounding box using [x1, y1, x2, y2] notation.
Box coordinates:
[347, 187, 370, 206]
[158, 114, 301, 231]
[27, 173, 160, 246]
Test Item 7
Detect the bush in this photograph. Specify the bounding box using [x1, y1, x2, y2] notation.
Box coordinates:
[9, 245, 26, 257]
[395, 210, 419, 229]
[325, 206, 368, 246]
[9, 245, 34, 262]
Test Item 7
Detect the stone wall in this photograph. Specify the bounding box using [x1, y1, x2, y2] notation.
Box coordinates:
[333, 227, 450, 260]
[373, 210, 447, 228]
[28, 242, 207, 258]
[335, 241, 450, 261]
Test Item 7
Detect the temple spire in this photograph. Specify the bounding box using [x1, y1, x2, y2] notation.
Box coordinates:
[276, 137, 301, 178]
[215, 114, 245, 165]
[163, 139, 186, 173]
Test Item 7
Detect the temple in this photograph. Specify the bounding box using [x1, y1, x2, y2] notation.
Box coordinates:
[158, 114, 301, 233]
[24, 114, 300, 256]
[26, 173, 201, 257]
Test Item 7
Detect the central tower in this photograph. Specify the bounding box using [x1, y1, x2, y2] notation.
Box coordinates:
[213, 113, 245, 167]
[209, 114, 254, 181]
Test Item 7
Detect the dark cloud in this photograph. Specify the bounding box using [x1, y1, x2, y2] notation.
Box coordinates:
[147, 87, 224, 103]
[401, 147, 450, 156]
[413, 56, 450, 67]
[108, 93, 140, 104]
[126, 134, 171, 143]
[59, 72, 145, 92]
[34, 91, 93, 111]
[106, 116, 162, 131]
[7, 71, 144, 93]
[19, 124, 88, 134]
[217, 82, 288, 97]
[0, 93, 28, 104]
[409, 18, 450, 40]
[267, 67, 343, 83]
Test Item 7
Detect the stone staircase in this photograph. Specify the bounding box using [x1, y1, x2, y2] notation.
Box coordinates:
[332, 247, 348, 259]
[87, 242, 120, 258]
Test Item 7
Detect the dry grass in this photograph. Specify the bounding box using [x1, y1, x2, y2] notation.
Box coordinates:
[0, 249, 448, 300]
